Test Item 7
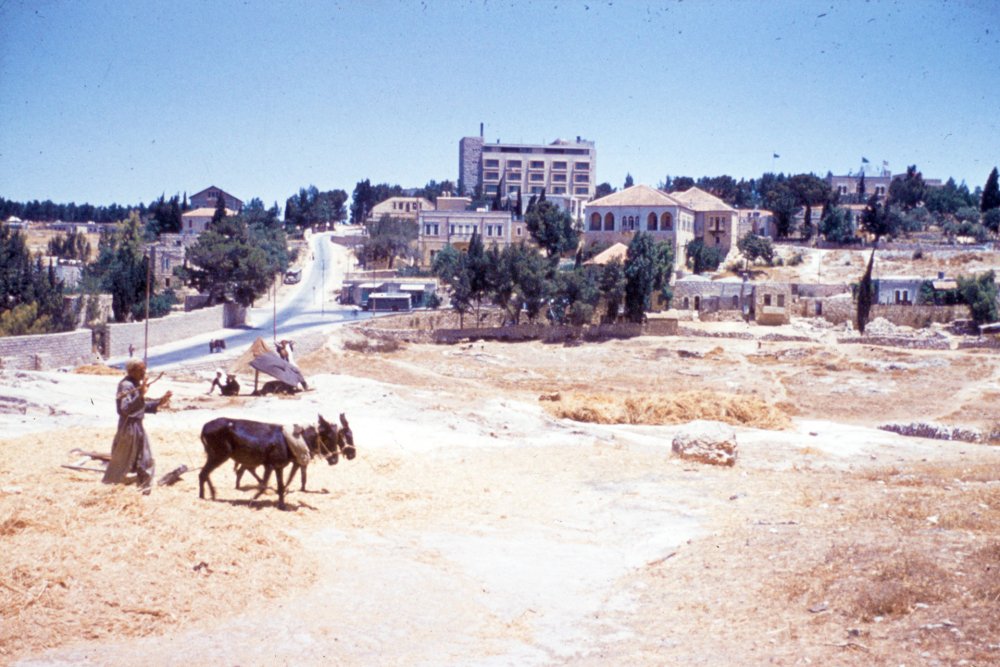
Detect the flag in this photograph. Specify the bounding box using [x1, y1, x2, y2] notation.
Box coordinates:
[882, 160, 889, 167]
[773, 153, 780, 158]
[862, 157, 870, 163]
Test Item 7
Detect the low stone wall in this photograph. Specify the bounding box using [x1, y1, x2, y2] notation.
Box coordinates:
[819, 298, 967, 328]
[0, 302, 248, 369]
[836, 334, 951, 350]
[879, 422, 999, 444]
[428, 322, 647, 345]
[0, 329, 98, 370]
[104, 304, 245, 358]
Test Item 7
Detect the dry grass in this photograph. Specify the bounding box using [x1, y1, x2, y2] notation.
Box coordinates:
[342, 337, 402, 354]
[542, 390, 791, 430]
[72, 364, 121, 376]
[775, 461, 1000, 663]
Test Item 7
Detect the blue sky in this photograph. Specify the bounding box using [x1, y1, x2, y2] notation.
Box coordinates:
[1, 0, 998, 211]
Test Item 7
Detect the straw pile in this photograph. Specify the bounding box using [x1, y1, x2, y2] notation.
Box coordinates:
[542, 390, 791, 430]
[73, 364, 121, 376]
[0, 428, 316, 660]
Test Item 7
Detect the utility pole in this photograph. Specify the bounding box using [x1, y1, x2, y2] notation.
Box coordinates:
[144, 248, 151, 364]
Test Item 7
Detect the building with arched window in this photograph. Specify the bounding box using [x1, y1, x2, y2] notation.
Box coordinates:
[581, 184, 694, 270]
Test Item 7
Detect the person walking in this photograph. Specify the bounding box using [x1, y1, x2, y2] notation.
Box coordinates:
[102, 360, 171, 493]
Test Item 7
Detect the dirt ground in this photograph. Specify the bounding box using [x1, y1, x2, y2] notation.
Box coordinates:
[2, 315, 999, 666]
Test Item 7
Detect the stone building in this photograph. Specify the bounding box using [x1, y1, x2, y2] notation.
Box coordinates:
[417, 209, 528, 266]
[581, 184, 694, 271]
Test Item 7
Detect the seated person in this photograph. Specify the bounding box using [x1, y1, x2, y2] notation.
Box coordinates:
[221, 374, 240, 396]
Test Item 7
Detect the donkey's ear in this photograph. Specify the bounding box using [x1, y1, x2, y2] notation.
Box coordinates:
[339, 413, 349, 428]
[318, 413, 326, 425]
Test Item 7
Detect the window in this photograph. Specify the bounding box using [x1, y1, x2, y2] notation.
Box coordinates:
[507, 185, 520, 194]
[485, 171, 499, 180]
[486, 185, 498, 194]
[552, 173, 566, 182]
[647, 212, 657, 231]
[507, 171, 522, 181]
[660, 212, 672, 230]
[485, 159, 499, 168]
[590, 212, 601, 231]
[531, 186, 544, 194]
[516, 227, 522, 236]
[777, 294, 785, 307]
[732, 296, 739, 308]
[764, 294, 772, 306]
[530, 173, 544, 182]
[552, 161, 567, 170]
[553, 186, 566, 194]
[529, 160, 544, 169]
[423, 223, 439, 236]
[604, 212, 614, 231]
[574, 173, 589, 183]
[574, 162, 589, 170]
[574, 186, 589, 195]
[507, 160, 522, 169]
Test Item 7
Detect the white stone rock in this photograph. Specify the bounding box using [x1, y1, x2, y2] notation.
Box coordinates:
[671, 420, 738, 467]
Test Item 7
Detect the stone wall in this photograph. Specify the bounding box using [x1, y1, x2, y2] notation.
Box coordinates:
[817, 298, 967, 328]
[104, 304, 244, 358]
[0, 302, 247, 369]
[0, 329, 98, 370]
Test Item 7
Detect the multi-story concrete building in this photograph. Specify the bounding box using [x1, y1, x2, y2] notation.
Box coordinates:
[581, 184, 694, 270]
[417, 209, 528, 266]
[459, 131, 596, 219]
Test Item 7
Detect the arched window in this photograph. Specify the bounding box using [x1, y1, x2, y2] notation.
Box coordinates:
[682, 297, 689, 309]
[660, 212, 673, 230]
[604, 212, 614, 231]
[589, 212, 601, 231]
[647, 212, 658, 231]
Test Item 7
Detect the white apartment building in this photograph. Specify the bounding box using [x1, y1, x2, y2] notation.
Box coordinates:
[459, 132, 596, 220]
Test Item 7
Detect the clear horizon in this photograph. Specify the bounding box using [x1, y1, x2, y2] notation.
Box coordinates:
[1, 0, 998, 210]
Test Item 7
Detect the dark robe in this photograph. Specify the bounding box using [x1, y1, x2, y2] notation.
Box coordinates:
[102, 376, 164, 488]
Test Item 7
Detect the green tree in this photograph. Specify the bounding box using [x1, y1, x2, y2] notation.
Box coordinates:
[599, 258, 626, 322]
[212, 193, 228, 224]
[787, 173, 830, 239]
[860, 195, 901, 242]
[857, 247, 876, 334]
[888, 165, 926, 211]
[764, 181, 801, 238]
[651, 240, 675, 308]
[594, 182, 615, 199]
[736, 233, 775, 268]
[552, 266, 601, 326]
[623, 232, 655, 322]
[820, 206, 856, 244]
[92, 211, 150, 322]
[624, 173, 634, 189]
[180, 211, 271, 307]
[524, 200, 579, 260]
[684, 238, 724, 274]
[359, 215, 418, 269]
[432, 247, 472, 328]
[982, 167, 1000, 212]
[957, 271, 999, 326]
[983, 208, 1000, 235]
[47, 228, 91, 261]
[431, 244, 462, 284]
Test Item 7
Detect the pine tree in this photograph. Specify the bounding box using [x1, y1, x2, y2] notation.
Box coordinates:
[981, 167, 1000, 212]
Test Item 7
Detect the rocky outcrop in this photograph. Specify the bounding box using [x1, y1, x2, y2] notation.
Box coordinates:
[671, 420, 738, 467]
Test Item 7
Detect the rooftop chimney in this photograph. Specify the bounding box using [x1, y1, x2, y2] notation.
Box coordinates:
[480, 122, 484, 138]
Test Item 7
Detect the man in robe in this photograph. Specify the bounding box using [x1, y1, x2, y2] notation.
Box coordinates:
[102, 360, 172, 493]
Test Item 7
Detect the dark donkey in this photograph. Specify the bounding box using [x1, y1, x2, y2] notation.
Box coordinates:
[199, 413, 353, 510]
[235, 414, 355, 492]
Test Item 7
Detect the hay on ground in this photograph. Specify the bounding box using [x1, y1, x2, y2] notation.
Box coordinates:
[543, 390, 791, 430]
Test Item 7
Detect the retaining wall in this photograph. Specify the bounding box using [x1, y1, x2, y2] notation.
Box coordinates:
[0, 302, 246, 370]
[0, 329, 98, 370]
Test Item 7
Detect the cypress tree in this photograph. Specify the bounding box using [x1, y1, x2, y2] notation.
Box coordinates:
[981, 167, 1000, 212]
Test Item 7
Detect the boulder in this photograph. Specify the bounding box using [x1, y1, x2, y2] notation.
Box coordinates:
[671, 420, 738, 467]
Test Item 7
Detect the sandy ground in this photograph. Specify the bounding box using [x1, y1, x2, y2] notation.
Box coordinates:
[2, 317, 999, 666]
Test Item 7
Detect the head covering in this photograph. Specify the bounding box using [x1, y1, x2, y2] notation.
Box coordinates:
[125, 359, 145, 376]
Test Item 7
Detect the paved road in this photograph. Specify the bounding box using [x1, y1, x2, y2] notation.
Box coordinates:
[134, 231, 374, 369]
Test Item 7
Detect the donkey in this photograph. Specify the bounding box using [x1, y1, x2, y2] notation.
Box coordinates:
[199, 413, 353, 510]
